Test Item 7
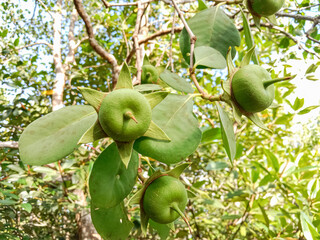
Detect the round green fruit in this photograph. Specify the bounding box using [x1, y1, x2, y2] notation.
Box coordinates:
[247, 0, 285, 17]
[99, 88, 152, 142]
[141, 65, 159, 84]
[142, 176, 188, 224]
[231, 65, 282, 113]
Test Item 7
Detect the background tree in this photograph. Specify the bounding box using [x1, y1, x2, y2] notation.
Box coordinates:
[0, 0, 320, 239]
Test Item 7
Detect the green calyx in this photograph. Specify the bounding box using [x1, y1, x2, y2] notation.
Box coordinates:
[99, 88, 152, 142]
[141, 65, 159, 84]
[247, 0, 285, 17]
[231, 65, 290, 113]
[142, 175, 188, 224]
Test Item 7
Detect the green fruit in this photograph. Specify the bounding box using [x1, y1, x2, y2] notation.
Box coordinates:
[231, 65, 288, 113]
[99, 88, 152, 142]
[143, 176, 188, 224]
[141, 65, 159, 84]
[247, 0, 285, 17]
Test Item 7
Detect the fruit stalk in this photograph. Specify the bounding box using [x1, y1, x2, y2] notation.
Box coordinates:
[263, 76, 293, 88]
[124, 111, 138, 123]
[170, 202, 192, 235]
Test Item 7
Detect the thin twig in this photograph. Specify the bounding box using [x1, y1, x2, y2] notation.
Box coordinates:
[0, 141, 19, 149]
[36, 0, 54, 18]
[169, 10, 177, 71]
[74, 0, 120, 85]
[132, 0, 147, 84]
[170, 0, 196, 69]
[16, 41, 53, 50]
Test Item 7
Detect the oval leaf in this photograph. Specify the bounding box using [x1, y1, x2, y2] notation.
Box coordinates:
[89, 142, 139, 209]
[179, 7, 240, 67]
[194, 46, 226, 69]
[134, 94, 201, 165]
[19, 105, 97, 165]
[91, 202, 133, 240]
[159, 70, 194, 93]
[216, 104, 236, 163]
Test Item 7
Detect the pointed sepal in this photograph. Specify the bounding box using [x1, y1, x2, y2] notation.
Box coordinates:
[78, 87, 107, 111]
[226, 47, 236, 78]
[267, 14, 278, 25]
[166, 162, 191, 178]
[126, 188, 145, 206]
[144, 91, 169, 109]
[143, 121, 171, 141]
[253, 15, 261, 30]
[246, 112, 272, 133]
[140, 207, 150, 235]
[116, 141, 134, 168]
[143, 55, 151, 66]
[78, 121, 108, 144]
[115, 62, 133, 90]
[240, 45, 256, 68]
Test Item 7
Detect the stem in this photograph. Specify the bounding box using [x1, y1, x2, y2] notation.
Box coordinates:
[170, 0, 197, 69]
[171, 202, 192, 236]
[124, 111, 138, 123]
[263, 76, 294, 88]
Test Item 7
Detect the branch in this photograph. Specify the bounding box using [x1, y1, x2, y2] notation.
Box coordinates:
[16, 41, 53, 51]
[63, 7, 78, 70]
[171, 0, 196, 70]
[74, 0, 120, 84]
[0, 141, 19, 149]
[36, 0, 54, 18]
[276, 12, 320, 23]
[132, 0, 146, 85]
[126, 27, 183, 63]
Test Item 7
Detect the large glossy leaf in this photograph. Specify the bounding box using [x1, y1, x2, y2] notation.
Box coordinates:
[134, 94, 201, 164]
[89, 142, 139, 209]
[19, 105, 97, 165]
[194, 46, 226, 69]
[159, 70, 194, 93]
[91, 202, 133, 240]
[216, 104, 236, 163]
[179, 7, 240, 66]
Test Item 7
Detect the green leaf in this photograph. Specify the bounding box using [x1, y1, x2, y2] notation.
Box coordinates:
[78, 87, 107, 111]
[134, 94, 201, 165]
[179, 7, 240, 66]
[258, 203, 269, 227]
[19, 105, 97, 165]
[216, 104, 236, 163]
[149, 220, 171, 240]
[264, 149, 279, 172]
[292, 97, 304, 111]
[298, 105, 319, 115]
[194, 46, 226, 69]
[206, 161, 228, 171]
[89, 142, 139, 209]
[159, 70, 194, 93]
[166, 162, 191, 178]
[300, 212, 320, 240]
[115, 63, 133, 89]
[0, 199, 17, 205]
[197, 0, 208, 10]
[305, 63, 318, 74]
[115, 141, 134, 168]
[144, 91, 169, 109]
[134, 84, 163, 92]
[240, 9, 258, 64]
[78, 121, 108, 144]
[21, 203, 32, 213]
[267, 14, 278, 25]
[91, 202, 133, 240]
[201, 127, 221, 143]
[143, 121, 171, 141]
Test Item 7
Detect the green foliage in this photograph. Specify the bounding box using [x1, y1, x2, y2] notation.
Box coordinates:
[1, 0, 320, 239]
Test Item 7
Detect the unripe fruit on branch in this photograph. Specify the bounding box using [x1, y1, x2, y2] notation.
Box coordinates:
[231, 65, 290, 113]
[141, 65, 159, 84]
[143, 176, 188, 224]
[246, 0, 285, 17]
[99, 89, 152, 142]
